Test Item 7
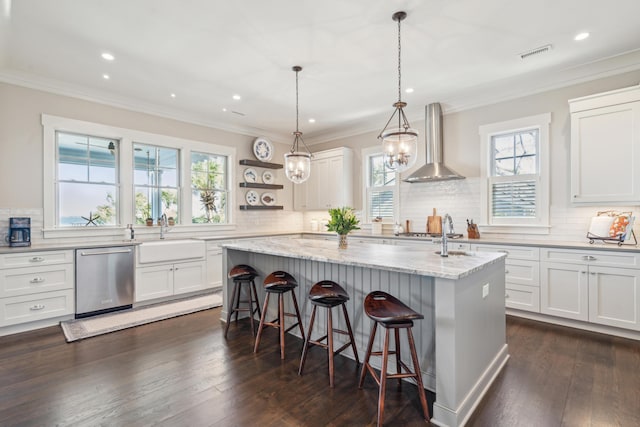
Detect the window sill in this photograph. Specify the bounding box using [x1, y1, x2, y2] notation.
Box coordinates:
[42, 223, 237, 239]
[478, 224, 551, 235]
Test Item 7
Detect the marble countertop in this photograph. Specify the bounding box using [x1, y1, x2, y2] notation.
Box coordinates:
[0, 240, 140, 255]
[223, 237, 506, 280]
[303, 232, 640, 253]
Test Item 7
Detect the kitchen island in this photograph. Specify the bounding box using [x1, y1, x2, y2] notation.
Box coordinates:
[222, 238, 508, 427]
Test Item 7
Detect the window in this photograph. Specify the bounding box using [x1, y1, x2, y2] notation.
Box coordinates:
[479, 113, 550, 233]
[42, 115, 236, 237]
[56, 132, 118, 226]
[363, 147, 397, 223]
[191, 152, 228, 223]
[133, 143, 179, 225]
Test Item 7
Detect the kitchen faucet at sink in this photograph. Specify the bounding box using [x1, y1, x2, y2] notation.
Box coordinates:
[160, 213, 170, 239]
[440, 214, 453, 257]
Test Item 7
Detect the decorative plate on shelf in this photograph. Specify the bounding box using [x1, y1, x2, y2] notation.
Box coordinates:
[243, 167, 258, 183]
[261, 192, 276, 206]
[262, 170, 275, 184]
[245, 190, 260, 206]
[253, 137, 273, 162]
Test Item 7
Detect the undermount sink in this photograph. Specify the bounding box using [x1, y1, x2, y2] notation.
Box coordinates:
[434, 250, 470, 256]
[138, 239, 206, 264]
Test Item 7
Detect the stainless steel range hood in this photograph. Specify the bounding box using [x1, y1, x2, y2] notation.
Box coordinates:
[404, 103, 465, 183]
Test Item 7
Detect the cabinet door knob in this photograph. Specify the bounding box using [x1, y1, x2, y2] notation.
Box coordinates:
[498, 250, 509, 254]
[590, 272, 596, 275]
[505, 293, 510, 299]
[30, 277, 45, 283]
[505, 269, 510, 274]
[30, 304, 45, 311]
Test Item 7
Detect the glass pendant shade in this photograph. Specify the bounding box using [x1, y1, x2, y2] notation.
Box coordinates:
[381, 127, 418, 172]
[284, 151, 311, 184]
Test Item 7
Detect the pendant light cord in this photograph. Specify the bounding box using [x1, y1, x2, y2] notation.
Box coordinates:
[296, 68, 300, 134]
[397, 16, 402, 104]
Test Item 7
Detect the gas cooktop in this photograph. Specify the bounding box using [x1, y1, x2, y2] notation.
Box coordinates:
[400, 233, 464, 239]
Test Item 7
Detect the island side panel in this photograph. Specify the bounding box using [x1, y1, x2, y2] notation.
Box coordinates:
[432, 258, 509, 427]
[224, 248, 437, 391]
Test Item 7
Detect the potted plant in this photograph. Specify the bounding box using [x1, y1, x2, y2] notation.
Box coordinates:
[326, 206, 360, 249]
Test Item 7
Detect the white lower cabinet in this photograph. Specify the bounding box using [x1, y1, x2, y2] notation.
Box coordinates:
[0, 250, 75, 329]
[588, 265, 640, 330]
[540, 248, 640, 331]
[471, 244, 540, 313]
[540, 261, 589, 321]
[206, 242, 225, 291]
[135, 260, 206, 303]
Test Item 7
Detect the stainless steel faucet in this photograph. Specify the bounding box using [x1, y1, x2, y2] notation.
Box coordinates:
[160, 213, 169, 239]
[441, 214, 453, 257]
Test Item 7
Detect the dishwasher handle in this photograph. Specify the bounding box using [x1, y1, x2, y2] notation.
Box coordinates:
[79, 249, 133, 256]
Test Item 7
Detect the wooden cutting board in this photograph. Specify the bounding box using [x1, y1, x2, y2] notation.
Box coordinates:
[427, 208, 442, 234]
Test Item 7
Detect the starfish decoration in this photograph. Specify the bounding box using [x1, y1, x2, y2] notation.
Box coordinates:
[81, 211, 100, 226]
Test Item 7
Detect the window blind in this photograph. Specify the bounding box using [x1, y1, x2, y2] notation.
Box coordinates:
[370, 190, 394, 219]
[491, 180, 536, 217]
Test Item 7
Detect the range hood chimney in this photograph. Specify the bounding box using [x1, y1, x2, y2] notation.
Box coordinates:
[404, 103, 465, 183]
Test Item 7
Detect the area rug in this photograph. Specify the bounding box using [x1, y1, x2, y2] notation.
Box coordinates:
[60, 293, 222, 342]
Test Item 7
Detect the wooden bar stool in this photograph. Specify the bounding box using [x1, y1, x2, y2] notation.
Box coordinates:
[224, 264, 261, 338]
[298, 280, 360, 387]
[358, 291, 429, 426]
[253, 271, 305, 359]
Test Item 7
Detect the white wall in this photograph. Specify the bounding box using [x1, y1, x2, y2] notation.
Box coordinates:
[0, 83, 303, 244]
[306, 70, 640, 242]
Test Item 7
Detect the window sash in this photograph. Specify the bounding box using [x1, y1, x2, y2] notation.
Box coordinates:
[190, 151, 228, 224]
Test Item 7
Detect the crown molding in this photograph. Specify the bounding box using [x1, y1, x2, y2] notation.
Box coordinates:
[0, 69, 289, 144]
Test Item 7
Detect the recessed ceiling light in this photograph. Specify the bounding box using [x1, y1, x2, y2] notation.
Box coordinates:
[232, 94, 241, 100]
[405, 88, 414, 93]
[170, 93, 176, 98]
[102, 74, 110, 80]
[101, 52, 115, 61]
[222, 108, 227, 112]
[574, 32, 590, 41]
[308, 118, 316, 123]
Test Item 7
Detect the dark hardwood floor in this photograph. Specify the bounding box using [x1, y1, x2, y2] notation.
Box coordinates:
[1, 311, 639, 426]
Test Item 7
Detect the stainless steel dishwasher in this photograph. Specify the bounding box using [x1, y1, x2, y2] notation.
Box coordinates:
[75, 246, 135, 318]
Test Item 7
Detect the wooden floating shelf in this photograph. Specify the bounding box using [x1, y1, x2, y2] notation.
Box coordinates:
[239, 182, 284, 190]
[239, 205, 284, 210]
[239, 159, 283, 169]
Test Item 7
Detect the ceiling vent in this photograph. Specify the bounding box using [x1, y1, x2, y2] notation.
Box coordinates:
[519, 44, 553, 60]
[231, 110, 246, 116]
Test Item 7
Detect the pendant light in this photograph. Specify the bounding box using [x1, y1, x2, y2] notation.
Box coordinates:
[284, 65, 312, 184]
[378, 11, 418, 172]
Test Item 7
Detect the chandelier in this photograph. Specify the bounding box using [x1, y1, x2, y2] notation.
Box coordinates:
[378, 11, 418, 172]
[284, 66, 312, 184]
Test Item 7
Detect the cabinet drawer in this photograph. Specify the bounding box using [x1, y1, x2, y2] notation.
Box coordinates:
[0, 264, 74, 298]
[0, 250, 73, 269]
[541, 248, 640, 268]
[0, 289, 74, 327]
[505, 259, 539, 287]
[471, 244, 539, 261]
[505, 284, 540, 313]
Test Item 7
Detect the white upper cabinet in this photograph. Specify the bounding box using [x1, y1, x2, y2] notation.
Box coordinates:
[569, 85, 640, 204]
[294, 147, 353, 211]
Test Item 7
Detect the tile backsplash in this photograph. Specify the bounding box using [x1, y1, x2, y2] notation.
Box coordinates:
[302, 177, 640, 244]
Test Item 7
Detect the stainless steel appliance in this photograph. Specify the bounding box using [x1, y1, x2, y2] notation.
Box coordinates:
[404, 103, 465, 183]
[75, 246, 135, 318]
[9, 217, 31, 247]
